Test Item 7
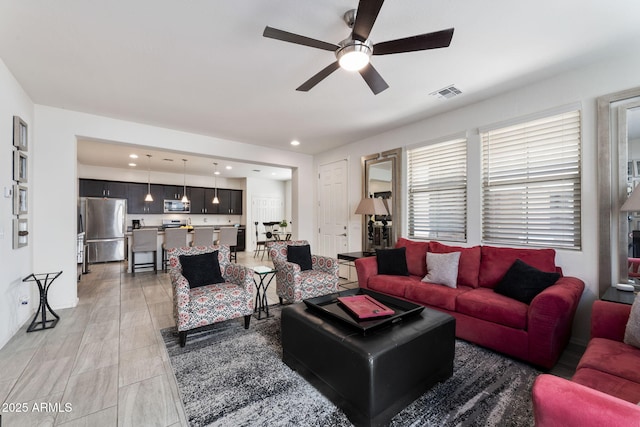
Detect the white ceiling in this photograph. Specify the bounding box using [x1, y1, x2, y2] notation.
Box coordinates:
[2, 0, 640, 164]
[76, 138, 293, 180]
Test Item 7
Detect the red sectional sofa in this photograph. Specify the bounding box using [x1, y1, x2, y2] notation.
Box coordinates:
[532, 300, 640, 426]
[355, 238, 585, 369]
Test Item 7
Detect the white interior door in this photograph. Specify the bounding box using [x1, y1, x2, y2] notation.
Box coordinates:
[318, 160, 348, 260]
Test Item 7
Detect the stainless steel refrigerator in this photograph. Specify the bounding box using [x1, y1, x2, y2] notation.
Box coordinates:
[79, 197, 126, 263]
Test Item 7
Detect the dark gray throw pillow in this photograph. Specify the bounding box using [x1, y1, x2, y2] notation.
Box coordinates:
[494, 259, 560, 304]
[179, 251, 225, 288]
[287, 244, 313, 271]
[376, 247, 409, 276]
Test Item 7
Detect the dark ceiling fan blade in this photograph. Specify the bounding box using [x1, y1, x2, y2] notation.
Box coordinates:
[263, 26, 338, 52]
[359, 63, 389, 95]
[352, 0, 384, 42]
[296, 61, 341, 92]
[373, 28, 454, 55]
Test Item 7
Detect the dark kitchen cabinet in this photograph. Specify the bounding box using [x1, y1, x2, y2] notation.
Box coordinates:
[163, 185, 185, 201]
[236, 227, 246, 251]
[189, 187, 219, 214]
[127, 183, 164, 214]
[217, 189, 243, 215]
[80, 179, 128, 198]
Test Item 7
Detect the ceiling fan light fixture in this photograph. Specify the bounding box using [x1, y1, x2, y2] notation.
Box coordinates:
[337, 40, 372, 71]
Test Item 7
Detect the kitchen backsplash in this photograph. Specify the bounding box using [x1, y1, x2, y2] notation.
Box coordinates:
[126, 214, 242, 228]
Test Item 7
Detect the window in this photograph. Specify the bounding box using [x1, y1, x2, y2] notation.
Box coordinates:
[408, 138, 467, 242]
[481, 110, 581, 249]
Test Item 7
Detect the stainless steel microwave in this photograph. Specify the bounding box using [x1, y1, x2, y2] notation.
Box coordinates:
[164, 200, 190, 213]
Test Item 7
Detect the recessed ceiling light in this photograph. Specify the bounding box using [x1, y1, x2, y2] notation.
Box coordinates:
[214, 171, 220, 175]
[272, 172, 277, 176]
[290, 140, 300, 146]
[129, 154, 138, 159]
[226, 166, 232, 170]
[128, 163, 137, 167]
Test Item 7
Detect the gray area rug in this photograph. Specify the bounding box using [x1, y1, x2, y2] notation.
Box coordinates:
[161, 306, 539, 426]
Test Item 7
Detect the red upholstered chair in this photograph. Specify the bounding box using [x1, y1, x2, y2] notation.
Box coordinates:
[628, 257, 640, 278]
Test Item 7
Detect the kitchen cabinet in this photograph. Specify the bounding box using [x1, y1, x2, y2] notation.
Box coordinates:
[236, 227, 246, 251]
[163, 185, 185, 201]
[189, 187, 218, 214]
[217, 189, 243, 215]
[80, 179, 128, 198]
[127, 183, 164, 214]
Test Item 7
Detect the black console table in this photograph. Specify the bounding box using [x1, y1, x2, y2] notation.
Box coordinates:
[23, 271, 62, 332]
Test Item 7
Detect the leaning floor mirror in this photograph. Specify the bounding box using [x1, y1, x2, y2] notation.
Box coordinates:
[361, 148, 402, 252]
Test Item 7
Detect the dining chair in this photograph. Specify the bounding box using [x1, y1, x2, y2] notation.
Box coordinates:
[254, 221, 267, 259]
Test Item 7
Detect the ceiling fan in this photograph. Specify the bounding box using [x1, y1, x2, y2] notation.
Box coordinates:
[263, 0, 454, 95]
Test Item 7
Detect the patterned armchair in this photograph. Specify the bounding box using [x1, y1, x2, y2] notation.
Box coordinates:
[168, 245, 254, 346]
[268, 240, 340, 304]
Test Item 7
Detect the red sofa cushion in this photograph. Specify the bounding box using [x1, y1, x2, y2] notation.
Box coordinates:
[577, 337, 640, 385]
[367, 274, 418, 298]
[405, 282, 473, 312]
[456, 288, 528, 330]
[478, 245, 557, 288]
[395, 238, 430, 277]
[429, 241, 481, 288]
[572, 367, 640, 404]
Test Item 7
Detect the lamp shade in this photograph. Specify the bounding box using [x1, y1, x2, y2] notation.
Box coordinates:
[355, 197, 389, 216]
[622, 185, 640, 211]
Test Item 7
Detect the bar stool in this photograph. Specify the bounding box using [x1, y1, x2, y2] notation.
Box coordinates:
[131, 229, 157, 276]
[162, 228, 188, 272]
[191, 227, 215, 247]
[218, 227, 239, 262]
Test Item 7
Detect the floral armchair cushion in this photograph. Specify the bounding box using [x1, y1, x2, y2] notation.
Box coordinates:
[168, 245, 254, 345]
[268, 240, 340, 303]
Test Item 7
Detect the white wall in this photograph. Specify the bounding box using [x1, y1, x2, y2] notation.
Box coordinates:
[0, 59, 35, 349]
[315, 48, 640, 344]
[31, 107, 315, 326]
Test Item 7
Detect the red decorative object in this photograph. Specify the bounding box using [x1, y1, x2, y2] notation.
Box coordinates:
[338, 294, 394, 319]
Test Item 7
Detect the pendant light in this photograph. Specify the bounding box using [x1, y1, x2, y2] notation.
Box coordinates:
[145, 154, 153, 202]
[212, 162, 220, 204]
[180, 159, 189, 203]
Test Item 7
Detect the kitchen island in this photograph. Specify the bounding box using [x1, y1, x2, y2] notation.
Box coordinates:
[124, 226, 245, 273]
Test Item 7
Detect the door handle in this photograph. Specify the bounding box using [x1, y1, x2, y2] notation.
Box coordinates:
[339, 233, 347, 236]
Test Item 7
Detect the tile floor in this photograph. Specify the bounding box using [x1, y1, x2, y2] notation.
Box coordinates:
[0, 251, 285, 427]
[0, 250, 582, 426]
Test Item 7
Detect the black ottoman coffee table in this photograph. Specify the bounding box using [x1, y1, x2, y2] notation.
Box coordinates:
[281, 289, 455, 427]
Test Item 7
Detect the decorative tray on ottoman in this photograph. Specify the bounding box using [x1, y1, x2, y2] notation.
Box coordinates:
[303, 288, 424, 334]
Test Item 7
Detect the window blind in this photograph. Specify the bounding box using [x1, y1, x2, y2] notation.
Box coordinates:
[408, 139, 467, 242]
[481, 110, 581, 249]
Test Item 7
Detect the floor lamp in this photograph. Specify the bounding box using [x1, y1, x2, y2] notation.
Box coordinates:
[620, 185, 640, 290]
[355, 197, 389, 255]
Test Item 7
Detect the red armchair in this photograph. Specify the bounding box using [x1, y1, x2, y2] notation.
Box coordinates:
[532, 300, 640, 426]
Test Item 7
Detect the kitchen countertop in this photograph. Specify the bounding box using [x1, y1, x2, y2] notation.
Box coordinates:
[126, 225, 245, 234]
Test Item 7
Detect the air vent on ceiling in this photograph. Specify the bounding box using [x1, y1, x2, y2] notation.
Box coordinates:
[163, 158, 174, 162]
[430, 85, 462, 100]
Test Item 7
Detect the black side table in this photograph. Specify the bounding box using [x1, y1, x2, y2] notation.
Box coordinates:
[337, 252, 375, 285]
[253, 266, 277, 319]
[23, 271, 63, 332]
[601, 286, 638, 305]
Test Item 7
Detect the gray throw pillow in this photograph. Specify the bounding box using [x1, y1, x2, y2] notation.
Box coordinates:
[624, 293, 640, 349]
[422, 251, 461, 288]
